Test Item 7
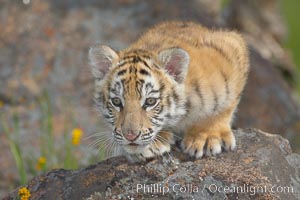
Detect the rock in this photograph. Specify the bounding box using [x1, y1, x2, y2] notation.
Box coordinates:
[224, 0, 294, 75]
[4, 129, 300, 200]
[222, 1, 300, 149]
[223, 0, 300, 146]
[235, 49, 300, 143]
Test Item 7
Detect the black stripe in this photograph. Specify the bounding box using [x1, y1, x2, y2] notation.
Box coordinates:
[172, 88, 179, 103]
[157, 105, 164, 115]
[139, 69, 150, 76]
[166, 96, 171, 108]
[149, 89, 159, 94]
[129, 65, 137, 74]
[151, 119, 161, 127]
[165, 113, 171, 119]
[136, 79, 144, 88]
[132, 56, 141, 63]
[212, 88, 218, 112]
[117, 69, 127, 76]
[221, 70, 230, 98]
[135, 82, 142, 98]
[121, 78, 130, 94]
[110, 82, 121, 96]
[142, 136, 152, 141]
[136, 79, 144, 98]
[110, 90, 119, 97]
[152, 116, 164, 122]
[159, 82, 165, 93]
[116, 61, 127, 68]
[96, 92, 105, 103]
[194, 81, 204, 107]
[141, 60, 151, 69]
[134, 50, 150, 56]
[122, 55, 137, 60]
[185, 99, 191, 114]
[145, 83, 154, 93]
[184, 39, 231, 64]
[115, 134, 123, 139]
[123, 54, 150, 61]
[122, 54, 152, 69]
[148, 147, 155, 154]
[153, 105, 161, 113]
[123, 56, 151, 68]
[103, 114, 114, 119]
[203, 42, 231, 64]
[153, 63, 161, 69]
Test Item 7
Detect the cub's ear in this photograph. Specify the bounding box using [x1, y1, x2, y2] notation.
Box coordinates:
[88, 44, 119, 79]
[158, 48, 189, 83]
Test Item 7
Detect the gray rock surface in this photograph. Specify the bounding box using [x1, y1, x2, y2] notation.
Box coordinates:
[4, 129, 300, 200]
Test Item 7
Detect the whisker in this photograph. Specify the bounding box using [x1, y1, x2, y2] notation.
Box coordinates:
[105, 137, 118, 158]
[153, 137, 172, 158]
[98, 138, 112, 150]
[85, 131, 111, 140]
[112, 142, 121, 157]
[172, 134, 182, 140]
[97, 143, 109, 155]
[155, 134, 177, 151]
[159, 128, 183, 140]
[104, 142, 112, 158]
[155, 134, 169, 144]
[88, 135, 112, 148]
[110, 140, 117, 157]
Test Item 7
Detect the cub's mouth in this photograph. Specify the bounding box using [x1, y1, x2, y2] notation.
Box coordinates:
[128, 143, 139, 146]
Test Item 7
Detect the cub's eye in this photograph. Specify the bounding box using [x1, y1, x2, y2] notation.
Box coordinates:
[111, 97, 122, 107]
[144, 98, 157, 107]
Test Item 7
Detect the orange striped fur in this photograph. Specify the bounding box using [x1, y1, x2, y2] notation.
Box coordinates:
[89, 21, 249, 162]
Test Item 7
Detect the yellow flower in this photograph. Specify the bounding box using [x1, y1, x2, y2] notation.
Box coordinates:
[18, 187, 31, 200]
[72, 128, 83, 146]
[0, 100, 4, 108]
[35, 156, 46, 171]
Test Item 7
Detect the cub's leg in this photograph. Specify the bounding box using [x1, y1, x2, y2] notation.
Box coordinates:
[126, 131, 174, 162]
[181, 106, 236, 158]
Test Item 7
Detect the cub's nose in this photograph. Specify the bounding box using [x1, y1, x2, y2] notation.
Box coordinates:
[123, 132, 139, 141]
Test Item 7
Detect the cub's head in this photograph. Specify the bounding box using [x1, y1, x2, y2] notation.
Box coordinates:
[88, 44, 189, 155]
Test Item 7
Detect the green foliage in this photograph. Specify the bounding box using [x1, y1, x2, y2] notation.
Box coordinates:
[282, 0, 300, 68]
[282, 0, 300, 94]
[1, 91, 102, 185]
[221, 0, 230, 9]
[39, 91, 55, 165]
[2, 114, 27, 185]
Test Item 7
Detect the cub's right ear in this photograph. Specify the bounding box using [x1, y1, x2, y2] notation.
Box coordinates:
[88, 44, 119, 79]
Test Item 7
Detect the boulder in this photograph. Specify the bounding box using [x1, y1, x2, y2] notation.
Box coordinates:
[4, 129, 300, 200]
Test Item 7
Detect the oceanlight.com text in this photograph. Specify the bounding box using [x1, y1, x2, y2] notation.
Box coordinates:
[136, 183, 294, 196]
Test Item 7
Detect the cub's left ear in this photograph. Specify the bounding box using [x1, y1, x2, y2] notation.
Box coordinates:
[158, 48, 190, 83]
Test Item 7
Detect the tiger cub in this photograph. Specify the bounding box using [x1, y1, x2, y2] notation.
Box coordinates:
[89, 21, 249, 162]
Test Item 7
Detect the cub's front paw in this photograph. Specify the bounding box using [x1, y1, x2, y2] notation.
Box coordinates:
[181, 130, 236, 158]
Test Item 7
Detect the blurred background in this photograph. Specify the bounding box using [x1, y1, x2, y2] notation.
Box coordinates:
[0, 0, 299, 197]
